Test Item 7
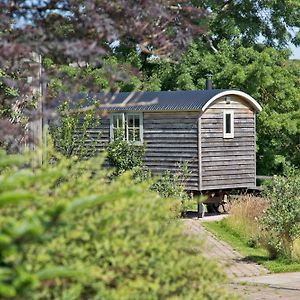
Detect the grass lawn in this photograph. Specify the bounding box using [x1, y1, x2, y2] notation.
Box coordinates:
[202, 220, 300, 273]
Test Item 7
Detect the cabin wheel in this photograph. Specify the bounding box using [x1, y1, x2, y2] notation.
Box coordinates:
[213, 195, 231, 213]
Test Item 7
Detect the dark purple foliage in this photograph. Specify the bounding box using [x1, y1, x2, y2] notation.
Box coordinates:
[0, 0, 206, 148]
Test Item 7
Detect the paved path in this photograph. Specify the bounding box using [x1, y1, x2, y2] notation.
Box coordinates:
[184, 218, 269, 279]
[183, 218, 300, 300]
[232, 272, 300, 299]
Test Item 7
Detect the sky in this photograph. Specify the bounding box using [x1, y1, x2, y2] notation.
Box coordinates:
[290, 44, 300, 59]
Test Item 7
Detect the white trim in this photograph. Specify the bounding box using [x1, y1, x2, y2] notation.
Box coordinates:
[198, 115, 202, 191]
[223, 110, 234, 139]
[126, 112, 143, 145]
[109, 113, 125, 141]
[254, 113, 257, 186]
[109, 112, 143, 144]
[201, 90, 262, 112]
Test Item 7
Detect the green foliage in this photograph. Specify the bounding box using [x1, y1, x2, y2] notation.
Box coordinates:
[0, 148, 232, 299]
[0, 69, 19, 103]
[50, 101, 100, 159]
[203, 220, 300, 273]
[260, 168, 300, 258]
[106, 137, 191, 207]
[151, 162, 189, 201]
[106, 135, 145, 176]
[150, 162, 196, 213]
[199, 0, 300, 48]
[145, 40, 300, 174]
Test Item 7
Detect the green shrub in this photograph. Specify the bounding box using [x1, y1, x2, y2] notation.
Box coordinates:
[50, 100, 100, 159]
[151, 162, 189, 199]
[0, 148, 232, 299]
[150, 163, 196, 212]
[151, 170, 187, 200]
[260, 168, 300, 259]
[106, 137, 191, 208]
[106, 135, 145, 176]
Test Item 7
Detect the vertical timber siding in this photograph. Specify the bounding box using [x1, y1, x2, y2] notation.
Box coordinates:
[74, 115, 110, 157]
[201, 96, 256, 190]
[143, 112, 200, 191]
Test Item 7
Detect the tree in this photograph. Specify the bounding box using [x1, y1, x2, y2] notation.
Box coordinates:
[197, 0, 300, 51]
[133, 39, 300, 173]
[0, 0, 207, 148]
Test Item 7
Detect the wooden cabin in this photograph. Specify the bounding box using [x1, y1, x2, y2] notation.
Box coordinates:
[83, 89, 262, 192]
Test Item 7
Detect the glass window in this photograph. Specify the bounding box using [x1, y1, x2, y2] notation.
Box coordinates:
[110, 113, 143, 143]
[126, 114, 142, 143]
[223, 111, 234, 138]
[225, 113, 231, 134]
[110, 113, 125, 140]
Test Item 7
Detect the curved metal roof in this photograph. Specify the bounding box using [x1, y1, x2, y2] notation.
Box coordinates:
[72, 89, 262, 112]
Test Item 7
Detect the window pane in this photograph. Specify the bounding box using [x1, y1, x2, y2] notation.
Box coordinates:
[128, 115, 134, 127]
[134, 115, 140, 127]
[128, 128, 134, 141]
[134, 128, 140, 141]
[111, 114, 125, 140]
[113, 115, 124, 129]
[119, 116, 123, 128]
[128, 128, 140, 142]
[113, 116, 118, 128]
[226, 113, 231, 133]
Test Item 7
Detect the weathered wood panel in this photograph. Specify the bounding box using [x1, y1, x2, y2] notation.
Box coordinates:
[73, 116, 110, 156]
[200, 96, 256, 190]
[144, 111, 200, 190]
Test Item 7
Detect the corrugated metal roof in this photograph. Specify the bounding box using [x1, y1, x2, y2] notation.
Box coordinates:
[71, 89, 229, 112]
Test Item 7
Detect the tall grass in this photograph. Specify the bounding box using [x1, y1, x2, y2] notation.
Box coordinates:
[225, 195, 268, 246]
[224, 195, 300, 260]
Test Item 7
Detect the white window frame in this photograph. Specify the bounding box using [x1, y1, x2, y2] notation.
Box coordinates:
[223, 110, 234, 139]
[110, 113, 125, 141]
[126, 113, 143, 145]
[109, 112, 143, 144]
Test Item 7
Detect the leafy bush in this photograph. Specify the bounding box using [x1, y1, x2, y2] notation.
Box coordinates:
[151, 170, 188, 200]
[106, 138, 192, 209]
[150, 163, 196, 212]
[106, 135, 145, 176]
[0, 148, 232, 299]
[260, 168, 300, 259]
[50, 101, 100, 159]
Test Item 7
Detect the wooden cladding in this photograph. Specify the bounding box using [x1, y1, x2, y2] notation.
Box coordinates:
[200, 98, 256, 190]
[144, 111, 200, 190]
[74, 94, 258, 192]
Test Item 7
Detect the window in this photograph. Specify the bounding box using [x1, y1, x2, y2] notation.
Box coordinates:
[110, 113, 125, 140]
[223, 111, 234, 138]
[110, 113, 143, 144]
[127, 113, 143, 143]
